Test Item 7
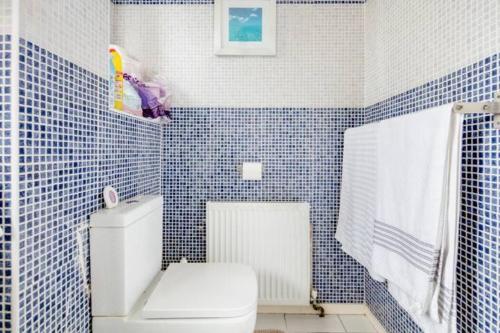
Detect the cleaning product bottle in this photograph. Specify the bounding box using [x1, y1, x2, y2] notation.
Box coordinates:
[109, 46, 124, 111]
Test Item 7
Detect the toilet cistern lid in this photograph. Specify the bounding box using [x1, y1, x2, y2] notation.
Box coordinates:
[142, 263, 257, 319]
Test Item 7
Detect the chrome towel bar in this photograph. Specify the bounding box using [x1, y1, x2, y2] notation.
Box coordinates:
[453, 90, 500, 129]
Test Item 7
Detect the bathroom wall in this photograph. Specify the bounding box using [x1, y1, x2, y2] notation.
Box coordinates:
[112, 3, 364, 108]
[363, 1, 500, 333]
[364, 0, 500, 107]
[0, 1, 12, 331]
[112, 1, 367, 303]
[1, 1, 496, 332]
[163, 107, 364, 302]
[0, 1, 164, 332]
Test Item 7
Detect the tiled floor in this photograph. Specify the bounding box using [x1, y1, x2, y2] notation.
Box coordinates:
[255, 314, 378, 333]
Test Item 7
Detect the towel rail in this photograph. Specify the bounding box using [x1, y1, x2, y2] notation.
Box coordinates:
[453, 90, 500, 129]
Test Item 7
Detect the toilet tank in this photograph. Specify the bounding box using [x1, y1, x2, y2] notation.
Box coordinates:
[90, 195, 163, 317]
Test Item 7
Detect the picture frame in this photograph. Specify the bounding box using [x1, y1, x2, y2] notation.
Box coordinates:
[214, 0, 276, 56]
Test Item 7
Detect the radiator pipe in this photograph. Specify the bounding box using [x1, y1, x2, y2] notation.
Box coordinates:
[309, 223, 324, 317]
[311, 302, 325, 317]
[310, 288, 325, 317]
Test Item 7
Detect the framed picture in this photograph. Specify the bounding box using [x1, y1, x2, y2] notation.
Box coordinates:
[214, 0, 276, 56]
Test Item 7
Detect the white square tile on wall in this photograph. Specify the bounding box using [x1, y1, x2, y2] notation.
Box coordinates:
[19, 0, 110, 76]
[285, 314, 346, 333]
[0, 0, 11, 34]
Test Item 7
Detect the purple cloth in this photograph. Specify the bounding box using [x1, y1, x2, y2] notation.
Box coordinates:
[123, 73, 172, 121]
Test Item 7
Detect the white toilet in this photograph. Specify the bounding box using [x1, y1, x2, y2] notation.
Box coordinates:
[90, 195, 258, 333]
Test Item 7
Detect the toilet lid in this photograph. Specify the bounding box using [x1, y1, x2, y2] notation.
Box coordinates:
[143, 263, 257, 319]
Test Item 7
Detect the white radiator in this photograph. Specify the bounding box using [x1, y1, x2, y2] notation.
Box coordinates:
[206, 202, 311, 306]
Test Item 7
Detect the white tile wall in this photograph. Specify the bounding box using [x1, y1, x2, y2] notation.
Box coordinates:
[19, 0, 110, 76]
[0, 0, 10, 34]
[112, 4, 364, 108]
[364, 0, 500, 106]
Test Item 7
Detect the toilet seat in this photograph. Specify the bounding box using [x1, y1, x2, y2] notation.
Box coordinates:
[93, 263, 258, 333]
[143, 263, 257, 319]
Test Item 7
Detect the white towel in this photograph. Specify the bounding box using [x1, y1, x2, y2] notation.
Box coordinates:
[371, 103, 462, 332]
[336, 122, 383, 281]
[388, 283, 456, 333]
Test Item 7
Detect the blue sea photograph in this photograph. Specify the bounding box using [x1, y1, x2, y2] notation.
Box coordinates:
[228, 8, 263, 42]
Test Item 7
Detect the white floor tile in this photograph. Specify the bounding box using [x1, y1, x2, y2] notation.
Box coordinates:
[285, 314, 346, 332]
[255, 314, 287, 331]
[339, 315, 376, 333]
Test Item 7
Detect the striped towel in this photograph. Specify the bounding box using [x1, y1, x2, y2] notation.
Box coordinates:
[336, 122, 383, 281]
[371, 104, 462, 332]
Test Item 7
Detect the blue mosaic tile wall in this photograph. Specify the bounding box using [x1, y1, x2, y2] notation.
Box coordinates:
[18, 38, 99, 333]
[162, 107, 366, 303]
[365, 54, 500, 333]
[16, 39, 162, 332]
[99, 110, 162, 200]
[0, 34, 12, 333]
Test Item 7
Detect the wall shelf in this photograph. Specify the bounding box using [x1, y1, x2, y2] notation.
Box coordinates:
[111, 108, 165, 125]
